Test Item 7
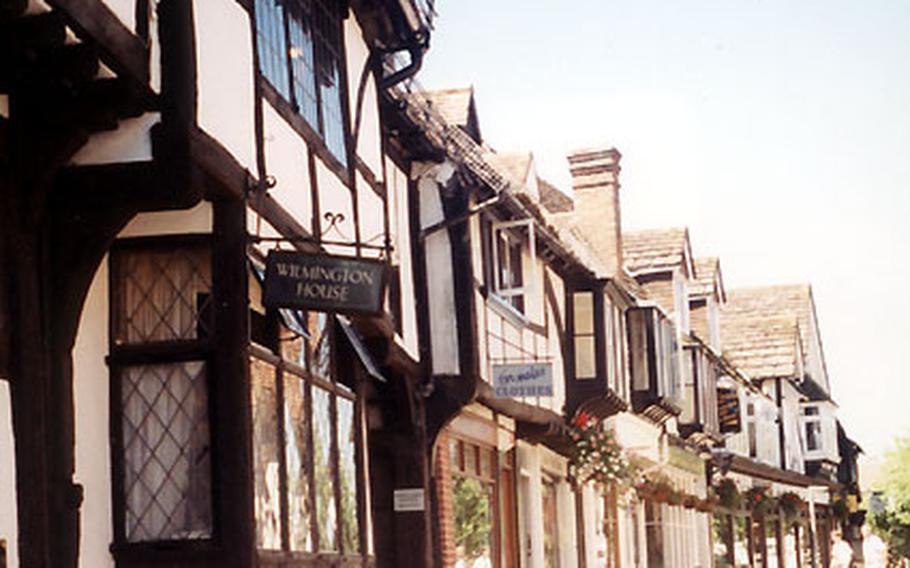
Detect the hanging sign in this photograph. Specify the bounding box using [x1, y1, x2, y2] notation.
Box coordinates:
[492, 362, 553, 398]
[263, 250, 387, 315]
[717, 387, 742, 434]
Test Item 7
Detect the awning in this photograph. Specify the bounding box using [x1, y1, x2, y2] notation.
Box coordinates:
[337, 315, 386, 383]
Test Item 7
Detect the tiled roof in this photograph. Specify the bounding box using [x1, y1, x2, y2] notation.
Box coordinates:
[690, 257, 724, 300]
[538, 178, 574, 214]
[721, 284, 818, 380]
[720, 311, 801, 380]
[421, 87, 475, 130]
[622, 227, 692, 276]
[490, 152, 532, 186]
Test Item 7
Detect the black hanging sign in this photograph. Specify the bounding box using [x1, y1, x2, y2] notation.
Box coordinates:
[717, 387, 742, 434]
[263, 250, 387, 316]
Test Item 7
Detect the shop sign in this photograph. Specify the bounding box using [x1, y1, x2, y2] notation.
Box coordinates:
[668, 445, 706, 475]
[492, 362, 553, 398]
[393, 488, 426, 512]
[717, 387, 742, 434]
[263, 250, 386, 315]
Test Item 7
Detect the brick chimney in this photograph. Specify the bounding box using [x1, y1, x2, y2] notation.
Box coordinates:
[567, 147, 623, 275]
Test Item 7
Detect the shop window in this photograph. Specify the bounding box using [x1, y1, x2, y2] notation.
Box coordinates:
[644, 500, 664, 567]
[572, 291, 596, 379]
[254, 0, 348, 165]
[110, 242, 214, 544]
[449, 438, 496, 567]
[249, 312, 367, 557]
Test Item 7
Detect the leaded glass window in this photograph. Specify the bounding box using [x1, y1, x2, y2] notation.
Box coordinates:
[248, 300, 366, 558]
[254, 0, 348, 166]
[110, 241, 214, 545]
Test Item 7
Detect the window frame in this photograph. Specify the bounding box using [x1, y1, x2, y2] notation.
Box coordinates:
[488, 218, 536, 316]
[247, 297, 371, 561]
[253, 0, 352, 172]
[107, 236, 217, 549]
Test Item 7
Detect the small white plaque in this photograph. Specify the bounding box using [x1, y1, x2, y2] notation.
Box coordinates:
[393, 488, 426, 512]
[492, 362, 553, 398]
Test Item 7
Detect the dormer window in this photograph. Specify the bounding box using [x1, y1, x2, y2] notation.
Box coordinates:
[255, 0, 348, 166]
[627, 307, 681, 419]
[484, 218, 536, 315]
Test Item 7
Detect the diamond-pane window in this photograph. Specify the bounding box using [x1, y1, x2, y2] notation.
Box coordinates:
[121, 361, 212, 542]
[113, 246, 212, 344]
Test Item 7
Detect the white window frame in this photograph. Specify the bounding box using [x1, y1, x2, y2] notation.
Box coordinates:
[800, 403, 825, 457]
[491, 218, 537, 311]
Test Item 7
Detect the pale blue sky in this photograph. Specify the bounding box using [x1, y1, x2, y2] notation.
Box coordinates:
[418, 0, 910, 459]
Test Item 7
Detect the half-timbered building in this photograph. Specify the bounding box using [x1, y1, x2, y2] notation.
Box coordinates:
[0, 0, 437, 567]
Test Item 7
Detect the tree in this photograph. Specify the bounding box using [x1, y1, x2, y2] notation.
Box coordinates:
[869, 435, 910, 564]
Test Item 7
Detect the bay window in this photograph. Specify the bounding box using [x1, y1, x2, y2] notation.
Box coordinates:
[572, 292, 596, 379]
[250, 310, 367, 558]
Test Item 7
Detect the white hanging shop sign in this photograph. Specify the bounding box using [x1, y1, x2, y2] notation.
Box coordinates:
[492, 362, 553, 398]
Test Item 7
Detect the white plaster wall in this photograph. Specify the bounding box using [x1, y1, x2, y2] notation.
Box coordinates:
[343, 17, 382, 177]
[607, 412, 662, 465]
[104, 0, 136, 30]
[70, 113, 159, 165]
[263, 101, 313, 231]
[73, 258, 115, 568]
[0, 381, 18, 567]
[317, 160, 355, 255]
[119, 201, 212, 237]
[357, 173, 384, 254]
[781, 380, 806, 473]
[417, 163, 459, 375]
[193, 0, 256, 172]
[386, 160, 418, 358]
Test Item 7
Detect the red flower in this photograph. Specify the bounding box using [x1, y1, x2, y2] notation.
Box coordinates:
[573, 411, 591, 429]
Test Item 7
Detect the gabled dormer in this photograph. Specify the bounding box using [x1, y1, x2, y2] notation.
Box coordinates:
[688, 257, 725, 351]
[622, 227, 695, 335]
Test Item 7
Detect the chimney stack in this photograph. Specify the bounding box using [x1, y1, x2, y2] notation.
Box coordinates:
[567, 147, 624, 275]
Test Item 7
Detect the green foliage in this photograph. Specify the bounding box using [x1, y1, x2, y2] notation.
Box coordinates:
[453, 476, 492, 561]
[870, 435, 910, 563]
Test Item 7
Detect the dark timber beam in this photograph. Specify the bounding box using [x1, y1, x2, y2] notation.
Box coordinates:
[47, 0, 151, 89]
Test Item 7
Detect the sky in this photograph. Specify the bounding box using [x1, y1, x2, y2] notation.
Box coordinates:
[417, 0, 910, 460]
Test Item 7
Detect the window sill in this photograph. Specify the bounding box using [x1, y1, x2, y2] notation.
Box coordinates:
[487, 292, 529, 328]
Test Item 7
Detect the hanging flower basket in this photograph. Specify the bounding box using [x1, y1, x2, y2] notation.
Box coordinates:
[667, 489, 684, 506]
[745, 486, 777, 517]
[831, 496, 849, 522]
[778, 492, 806, 525]
[715, 478, 742, 510]
[695, 495, 718, 513]
[683, 495, 700, 510]
[567, 411, 634, 487]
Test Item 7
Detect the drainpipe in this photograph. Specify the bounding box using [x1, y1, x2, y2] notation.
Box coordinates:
[380, 41, 426, 90]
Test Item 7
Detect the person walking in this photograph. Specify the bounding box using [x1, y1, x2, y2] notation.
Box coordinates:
[862, 525, 888, 568]
[831, 530, 854, 568]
